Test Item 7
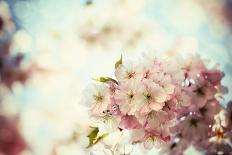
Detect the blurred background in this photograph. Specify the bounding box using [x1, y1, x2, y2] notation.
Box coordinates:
[1, 0, 232, 154]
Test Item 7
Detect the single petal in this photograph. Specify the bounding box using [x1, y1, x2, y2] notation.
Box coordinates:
[143, 137, 154, 150]
[154, 88, 168, 103]
[149, 102, 165, 111]
[153, 137, 164, 148]
[140, 103, 152, 116]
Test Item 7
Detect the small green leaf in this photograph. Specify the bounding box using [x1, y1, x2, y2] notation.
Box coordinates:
[87, 127, 99, 148]
[94, 77, 118, 84]
[115, 55, 122, 69]
[94, 133, 109, 145]
[86, 127, 109, 148]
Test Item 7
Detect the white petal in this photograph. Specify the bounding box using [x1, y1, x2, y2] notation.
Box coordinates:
[143, 137, 154, 150]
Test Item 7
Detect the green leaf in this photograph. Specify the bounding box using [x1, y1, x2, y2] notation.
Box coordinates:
[115, 55, 122, 69]
[94, 133, 109, 145]
[87, 127, 99, 148]
[86, 127, 109, 148]
[94, 77, 118, 84]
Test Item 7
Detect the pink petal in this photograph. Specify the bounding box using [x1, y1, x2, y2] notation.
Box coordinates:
[140, 103, 152, 115]
[149, 102, 165, 111]
[119, 115, 142, 129]
[154, 88, 168, 103]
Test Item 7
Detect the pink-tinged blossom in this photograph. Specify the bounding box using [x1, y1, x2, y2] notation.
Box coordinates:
[115, 81, 144, 115]
[115, 60, 139, 82]
[194, 112, 232, 154]
[153, 73, 175, 100]
[191, 77, 216, 108]
[178, 54, 207, 80]
[198, 100, 223, 124]
[171, 115, 209, 142]
[147, 111, 169, 129]
[137, 63, 156, 81]
[201, 69, 224, 86]
[86, 84, 111, 116]
[171, 88, 192, 108]
[139, 81, 167, 115]
[143, 133, 165, 149]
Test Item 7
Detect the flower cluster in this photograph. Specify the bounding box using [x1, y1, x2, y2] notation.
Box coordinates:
[85, 52, 232, 154]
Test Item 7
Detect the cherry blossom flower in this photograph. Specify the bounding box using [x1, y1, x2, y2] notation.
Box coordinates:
[179, 54, 207, 80]
[115, 80, 144, 115]
[137, 63, 156, 81]
[139, 82, 167, 115]
[170, 87, 191, 109]
[191, 77, 216, 108]
[85, 84, 111, 116]
[153, 72, 175, 100]
[143, 133, 165, 149]
[194, 110, 232, 154]
[115, 61, 139, 82]
[172, 115, 209, 142]
[198, 99, 223, 124]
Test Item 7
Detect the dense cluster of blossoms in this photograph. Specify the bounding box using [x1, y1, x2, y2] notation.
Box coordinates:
[85, 52, 232, 154]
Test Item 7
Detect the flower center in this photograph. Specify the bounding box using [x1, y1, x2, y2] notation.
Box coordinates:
[189, 118, 198, 127]
[193, 86, 205, 96]
[127, 71, 135, 79]
[199, 107, 207, 115]
[128, 92, 134, 99]
[170, 142, 177, 149]
[144, 71, 150, 79]
[94, 94, 104, 103]
[146, 94, 152, 100]
[215, 130, 224, 142]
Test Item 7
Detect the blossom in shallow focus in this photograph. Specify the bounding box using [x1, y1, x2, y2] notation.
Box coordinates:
[191, 77, 217, 108]
[0, 115, 26, 155]
[194, 109, 232, 154]
[179, 54, 207, 80]
[0, 1, 31, 89]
